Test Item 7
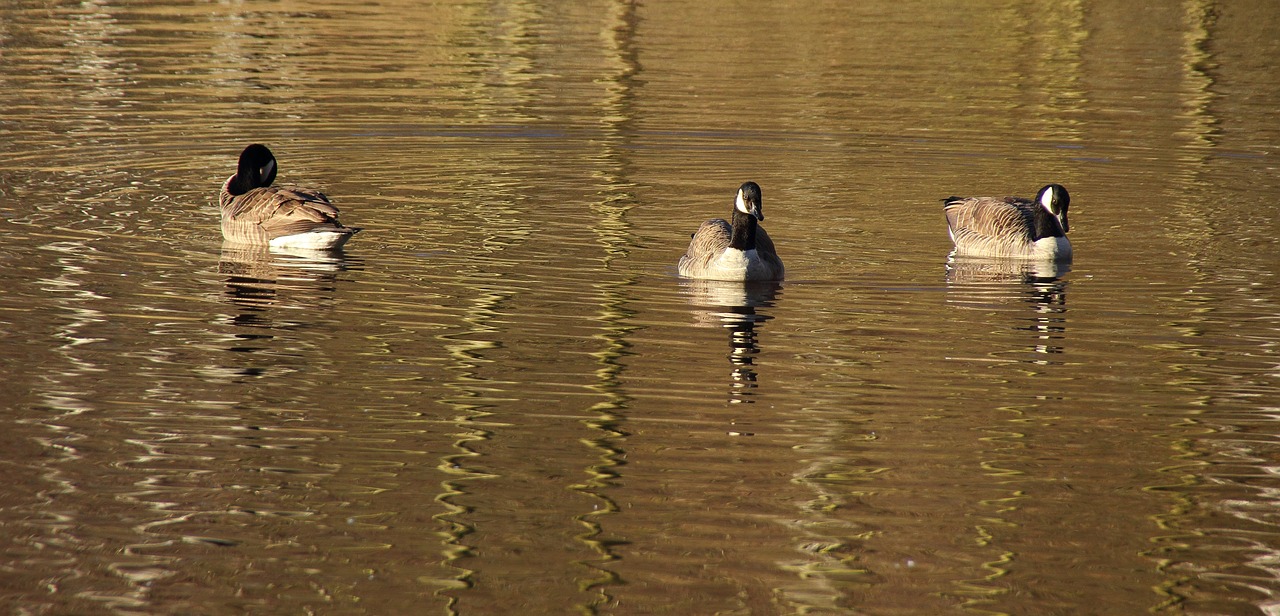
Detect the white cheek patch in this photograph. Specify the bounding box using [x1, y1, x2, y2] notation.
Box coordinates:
[1039, 187, 1055, 211]
[735, 190, 750, 215]
[261, 160, 276, 179]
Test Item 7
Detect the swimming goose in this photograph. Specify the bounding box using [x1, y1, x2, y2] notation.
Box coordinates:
[678, 181, 784, 281]
[943, 184, 1071, 260]
[220, 144, 361, 250]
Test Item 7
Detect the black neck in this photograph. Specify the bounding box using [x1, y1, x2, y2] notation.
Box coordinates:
[226, 173, 255, 197]
[730, 208, 758, 250]
[1032, 206, 1065, 240]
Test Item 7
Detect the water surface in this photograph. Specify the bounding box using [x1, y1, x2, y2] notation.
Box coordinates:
[2, 0, 1279, 614]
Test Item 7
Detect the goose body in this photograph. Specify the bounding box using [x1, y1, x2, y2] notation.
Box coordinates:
[219, 144, 361, 250]
[943, 184, 1071, 260]
[678, 182, 784, 282]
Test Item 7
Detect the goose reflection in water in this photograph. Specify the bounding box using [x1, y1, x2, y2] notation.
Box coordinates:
[680, 279, 782, 403]
[945, 255, 1069, 363]
[212, 243, 356, 379]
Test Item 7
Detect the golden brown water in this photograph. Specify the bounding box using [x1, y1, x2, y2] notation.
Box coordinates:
[2, 0, 1279, 613]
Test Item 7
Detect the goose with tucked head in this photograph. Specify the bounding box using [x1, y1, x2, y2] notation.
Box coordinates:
[220, 144, 361, 250]
[943, 184, 1071, 260]
[677, 181, 784, 281]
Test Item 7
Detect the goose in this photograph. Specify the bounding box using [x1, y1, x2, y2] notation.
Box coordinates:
[219, 144, 361, 250]
[677, 181, 784, 281]
[943, 184, 1071, 260]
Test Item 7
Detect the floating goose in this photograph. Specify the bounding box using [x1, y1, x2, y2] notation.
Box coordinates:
[678, 181, 784, 281]
[220, 144, 360, 250]
[943, 184, 1071, 260]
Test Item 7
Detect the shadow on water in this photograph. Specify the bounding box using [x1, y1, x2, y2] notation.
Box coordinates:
[678, 279, 781, 404]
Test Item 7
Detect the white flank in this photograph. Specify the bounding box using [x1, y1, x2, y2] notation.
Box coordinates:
[270, 231, 350, 251]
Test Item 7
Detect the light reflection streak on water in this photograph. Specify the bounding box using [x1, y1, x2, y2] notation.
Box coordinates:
[939, 252, 1076, 612]
[27, 238, 180, 612]
[434, 287, 510, 607]
[1142, 1, 1280, 612]
[423, 4, 548, 605]
[777, 428, 882, 611]
[565, 0, 638, 606]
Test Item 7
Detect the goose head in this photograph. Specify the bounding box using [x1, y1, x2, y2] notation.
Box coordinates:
[228, 144, 278, 196]
[1037, 184, 1070, 233]
[735, 181, 764, 222]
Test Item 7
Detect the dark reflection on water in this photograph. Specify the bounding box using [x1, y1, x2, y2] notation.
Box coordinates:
[945, 255, 1069, 362]
[218, 245, 347, 317]
[213, 244, 358, 376]
[679, 279, 780, 404]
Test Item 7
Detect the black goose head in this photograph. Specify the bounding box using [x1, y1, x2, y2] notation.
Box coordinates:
[1036, 184, 1070, 235]
[227, 144, 278, 196]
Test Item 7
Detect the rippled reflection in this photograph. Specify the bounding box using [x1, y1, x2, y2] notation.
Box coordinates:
[680, 279, 780, 403]
[218, 243, 349, 313]
[944, 253, 1071, 283]
[945, 254, 1070, 362]
[209, 243, 356, 380]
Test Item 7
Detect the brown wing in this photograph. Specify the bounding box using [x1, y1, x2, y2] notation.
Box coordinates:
[677, 218, 732, 276]
[944, 196, 1036, 249]
[222, 185, 346, 242]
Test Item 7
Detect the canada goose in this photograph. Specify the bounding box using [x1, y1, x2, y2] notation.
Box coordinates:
[677, 181, 784, 281]
[943, 184, 1071, 260]
[219, 144, 361, 250]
